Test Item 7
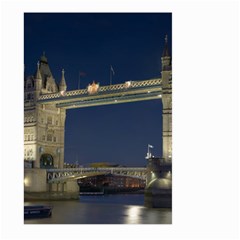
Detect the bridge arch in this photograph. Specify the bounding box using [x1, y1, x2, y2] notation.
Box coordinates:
[40, 153, 54, 169]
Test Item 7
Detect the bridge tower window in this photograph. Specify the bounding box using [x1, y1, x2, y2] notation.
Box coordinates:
[40, 154, 54, 169]
[47, 116, 52, 124]
[47, 134, 52, 141]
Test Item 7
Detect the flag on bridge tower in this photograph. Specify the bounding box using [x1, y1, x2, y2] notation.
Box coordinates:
[110, 65, 115, 75]
[78, 71, 87, 89]
[110, 65, 115, 85]
[146, 144, 154, 159]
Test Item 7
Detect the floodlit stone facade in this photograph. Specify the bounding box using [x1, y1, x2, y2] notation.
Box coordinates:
[24, 53, 66, 169]
[161, 35, 172, 163]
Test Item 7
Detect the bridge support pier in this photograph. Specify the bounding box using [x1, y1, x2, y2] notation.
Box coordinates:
[24, 169, 79, 200]
[144, 157, 172, 208]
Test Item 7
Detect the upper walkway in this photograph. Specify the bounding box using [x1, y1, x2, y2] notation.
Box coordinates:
[38, 78, 162, 109]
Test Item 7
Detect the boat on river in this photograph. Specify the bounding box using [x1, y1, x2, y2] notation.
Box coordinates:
[79, 191, 104, 196]
[24, 205, 53, 219]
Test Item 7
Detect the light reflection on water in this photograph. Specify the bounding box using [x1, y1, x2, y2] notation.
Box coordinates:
[124, 206, 142, 224]
[24, 194, 172, 224]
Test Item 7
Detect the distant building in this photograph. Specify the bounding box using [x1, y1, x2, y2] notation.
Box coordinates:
[79, 174, 145, 189]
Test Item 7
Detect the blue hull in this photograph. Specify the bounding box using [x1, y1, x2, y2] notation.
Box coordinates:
[24, 205, 53, 219]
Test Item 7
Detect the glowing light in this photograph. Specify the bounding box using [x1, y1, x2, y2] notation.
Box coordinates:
[87, 81, 99, 94]
[60, 90, 66, 96]
[158, 94, 162, 97]
[114, 100, 117, 102]
[24, 177, 30, 187]
[147, 91, 151, 93]
[124, 81, 132, 88]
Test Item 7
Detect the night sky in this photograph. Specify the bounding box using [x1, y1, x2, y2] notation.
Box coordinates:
[24, 13, 172, 167]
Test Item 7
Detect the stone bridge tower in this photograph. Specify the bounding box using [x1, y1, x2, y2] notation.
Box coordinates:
[144, 35, 172, 208]
[24, 53, 67, 169]
[161, 35, 172, 163]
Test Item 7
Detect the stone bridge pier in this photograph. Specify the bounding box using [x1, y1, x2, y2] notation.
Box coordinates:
[144, 157, 172, 208]
[24, 169, 79, 200]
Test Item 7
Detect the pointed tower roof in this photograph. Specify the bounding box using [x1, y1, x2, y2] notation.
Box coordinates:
[162, 34, 169, 57]
[38, 52, 53, 87]
[59, 69, 67, 91]
[60, 69, 66, 86]
[40, 51, 48, 64]
[35, 61, 42, 79]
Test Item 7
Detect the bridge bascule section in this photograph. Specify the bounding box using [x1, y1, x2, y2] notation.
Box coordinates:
[47, 167, 147, 184]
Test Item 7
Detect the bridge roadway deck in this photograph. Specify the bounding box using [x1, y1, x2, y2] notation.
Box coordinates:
[37, 78, 162, 109]
[47, 167, 147, 183]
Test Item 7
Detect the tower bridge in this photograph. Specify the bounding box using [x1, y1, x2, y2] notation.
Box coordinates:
[24, 36, 172, 207]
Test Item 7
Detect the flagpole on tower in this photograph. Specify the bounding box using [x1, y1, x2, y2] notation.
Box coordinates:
[110, 65, 115, 85]
[78, 71, 81, 89]
[110, 66, 112, 85]
[147, 144, 154, 158]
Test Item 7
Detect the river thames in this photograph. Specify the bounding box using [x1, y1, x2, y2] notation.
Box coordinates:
[24, 194, 172, 224]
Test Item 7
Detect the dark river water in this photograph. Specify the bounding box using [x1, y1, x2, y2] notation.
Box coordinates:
[24, 194, 172, 224]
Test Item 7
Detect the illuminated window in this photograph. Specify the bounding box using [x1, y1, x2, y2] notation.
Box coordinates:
[47, 116, 52, 124]
[47, 134, 52, 141]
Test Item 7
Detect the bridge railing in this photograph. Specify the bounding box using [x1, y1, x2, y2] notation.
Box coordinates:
[38, 78, 161, 101]
[46, 167, 147, 183]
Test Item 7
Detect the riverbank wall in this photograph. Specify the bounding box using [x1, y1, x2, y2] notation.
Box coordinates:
[24, 168, 79, 200]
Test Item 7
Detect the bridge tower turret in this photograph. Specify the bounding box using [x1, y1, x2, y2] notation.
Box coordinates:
[161, 35, 172, 163]
[35, 61, 42, 99]
[59, 69, 67, 92]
